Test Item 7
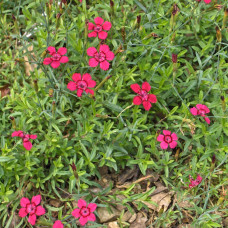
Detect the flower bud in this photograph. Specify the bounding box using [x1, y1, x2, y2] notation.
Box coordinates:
[172, 54, 177, 63]
[215, 26, 222, 42]
[10, 116, 16, 129]
[33, 79, 38, 93]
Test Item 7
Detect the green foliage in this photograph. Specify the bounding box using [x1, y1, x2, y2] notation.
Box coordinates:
[0, 0, 227, 227]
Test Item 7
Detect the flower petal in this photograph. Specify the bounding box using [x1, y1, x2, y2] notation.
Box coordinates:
[142, 82, 151, 92]
[60, 56, 69, 63]
[43, 58, 52, 65]
[36, 206, 45, 216]
[99, 44, 110, 53]
[201, 105, 210, 113]
[196, 175, 203, 183]
[133, 96, 142, 105]
[67, 81, 77, 91]
[23, 140, 33, 150]
[72, 73, 81, 82]
[82, 73, 92, 82]
[169, 141, 177, 149]
[89, 58, 99, 67]
[51, 61, 60, 69]
[72, 208, 80, 218]
[100, 60, 110, 70]
[160, 141, 168, 150]
[57, 47, 67, 55]
[12, 131, 23, 137]
[204, 0, 211, 3]
[163, 130, 171, 136]
[94, 17, 104, 25]
[29, 134, 37, 139]
[28, 214, 37, 226]
[85, 89, 94, 95]
[53, 220, 64, 228]
[204, 117, 210, 124]
[143, 101, 151, 111]
[77, 89, 83, 97]
[87, 80, 96, 88]
[47, 46, 56, 55]
[88, 22, 95, 30]
[20, 197, 30, 207]
[77, 199, 87, 208]
[88, 31, 98, 38]
[157, 134, 164, 142]
[148, 94, 157, 103]
[196, 104, 203, 110]
[102, 21, 112, 30]
[105, 51, 115, 61]
[87, 213, 96, 222]
[87, 47, 97, 56]
[79, 216, 88, 226]
[19, 208, 28, 217]
[190, 107, 198, 115]
[87, 203, 97, 213]
[31, 195, 41, 206]
[171, 133, 178, 141]
[98, 31, 108, 39]
[130, 84, 141, 93]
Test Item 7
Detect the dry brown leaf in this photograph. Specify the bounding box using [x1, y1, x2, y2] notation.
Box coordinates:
[141, 191, 174, 212]
[97, 206, 121, 223]
[129, 212, 147, 228]
[0, 84, 10, 98]
[107, 221, 120, 228]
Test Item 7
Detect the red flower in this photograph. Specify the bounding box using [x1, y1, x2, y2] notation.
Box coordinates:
[12, 131, 37, 150]
[157, 130, 178, 150]
[189, 175, 203, 188]
[53, 220, 64, 228]
[190, 104, 210, 124]
[87, 45, 115, 71]
[19, 195, 45, 226]
[43, 47, 69, 68]
[196, 0, 211, 3]
[67, 73, 96, 97]
[88, 17, 112, 40]
[130, 82, 157, 111]
[72, 199, 97, 226]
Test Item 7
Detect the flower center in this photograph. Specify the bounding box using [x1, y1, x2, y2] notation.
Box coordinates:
[139, 90, 148, 100]
[26, 203, 36, 214]
[94, 25, 102, 32]
[164, 135, 172, 143]
[77, 80, 87, 90]
[80, 207, 90, 217]
[198, 109, 205, 116]
[51, 53, 61, 61]
[94, 52, 106, 62]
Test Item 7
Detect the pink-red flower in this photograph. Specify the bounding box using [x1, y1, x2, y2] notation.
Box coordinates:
[189, 175, 203, 188]
[87, 45, 115, 71]
[12, 131, 37, 150]
[67, 73, 96, 97]
[130, 82, 157, 111]
[190, 104, 210, 124]
[43, 47, 69, 68]
[72, 199, 97, 226]
[53, 220, 64, 228]
[88, 17, 112, 40]
[157, 130, 178, 150]
[196, 0, 211, 3]
[19, 195, 45, 226]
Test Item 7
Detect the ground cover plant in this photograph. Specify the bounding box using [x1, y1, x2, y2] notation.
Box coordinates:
[0, 0, 228, 227]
